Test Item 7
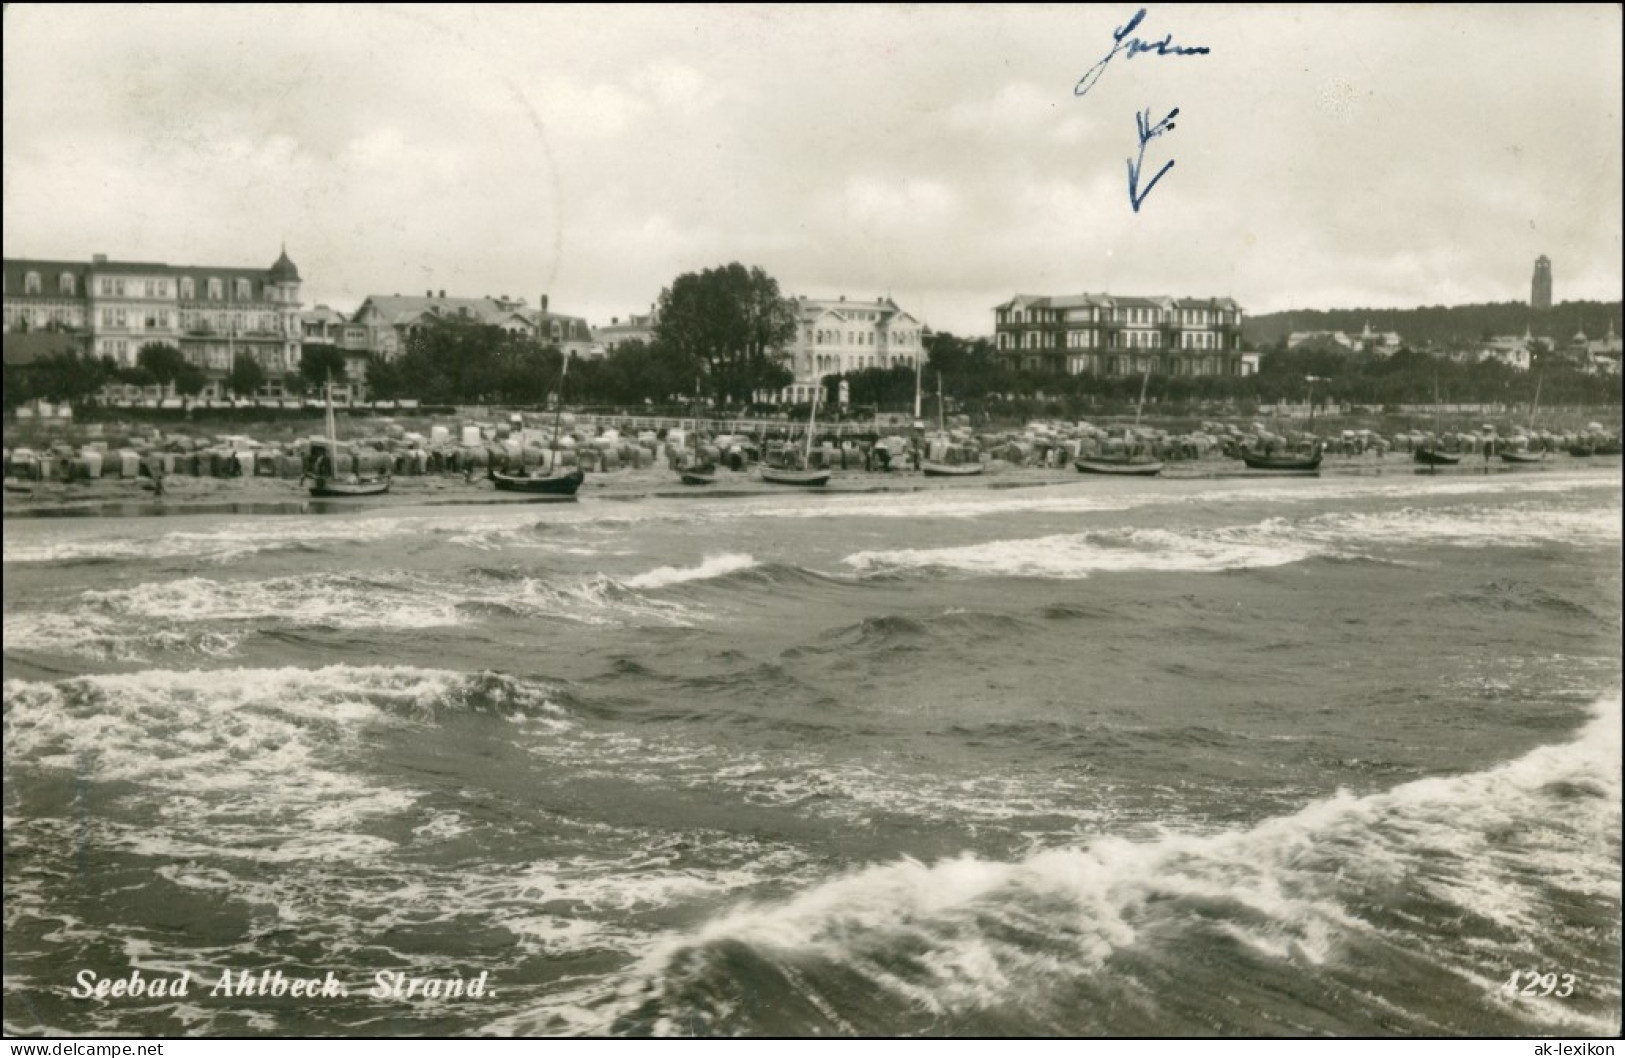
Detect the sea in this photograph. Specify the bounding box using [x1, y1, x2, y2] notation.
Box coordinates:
[3, 466, 1621, 1038]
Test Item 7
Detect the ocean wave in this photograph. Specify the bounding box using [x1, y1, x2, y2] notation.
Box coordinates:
[4, 666, 575, 786]
[1315, 505, 1621, 550]
[622, 554, 760, 590]
[841, 499, 1620, 582]
[1, 520, 413, 565]
[11, 569, 706, 652]
[2, 610, 241, 662]
[588, 695, 1620, 1037]
[845, 523, 1316, 580]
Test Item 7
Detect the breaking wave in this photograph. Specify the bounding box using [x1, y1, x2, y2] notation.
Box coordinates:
[584, 695, 1620, 1037]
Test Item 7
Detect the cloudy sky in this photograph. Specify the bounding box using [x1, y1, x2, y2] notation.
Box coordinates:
[4, 4, 1620, 334]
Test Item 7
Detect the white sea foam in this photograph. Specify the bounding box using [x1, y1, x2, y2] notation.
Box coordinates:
[616, 695, 1621, 1031]
[845, 523, 1317, 579]
[81, 574, 465, 629]
[842, 500, 1620, 580]
[2, 665, 570, 789]
[11, 569, 706, 650]
[1312, 505, 1622, 549]
[622, 553, 759, 590]
[2, 610, 241, 661]
[1, 517, 419, 565]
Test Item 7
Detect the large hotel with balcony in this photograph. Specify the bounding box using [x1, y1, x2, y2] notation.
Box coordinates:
[775, 295, 925, 404]
[2, 248, 305, 398]
[993, 293, 1254, 378]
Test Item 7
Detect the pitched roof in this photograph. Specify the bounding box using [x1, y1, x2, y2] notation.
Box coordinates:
[3, 259, 93, 295]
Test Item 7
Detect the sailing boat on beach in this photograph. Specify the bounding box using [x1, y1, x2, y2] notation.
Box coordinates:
[1076, 359, 1164, 476]
[306, 379, 390, 497]
[921, 371, 983, 476]
[1501, 371, 1546, 464]
[761, 379, 831, 486]
[1414, 375, 1461, 466]
[490, 354, 586, 496]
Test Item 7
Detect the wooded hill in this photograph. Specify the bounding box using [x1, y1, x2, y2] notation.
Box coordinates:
[1243, 300, 1622, 349]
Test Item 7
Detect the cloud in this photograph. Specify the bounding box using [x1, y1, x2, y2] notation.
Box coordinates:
[2, 4, 1619, 341]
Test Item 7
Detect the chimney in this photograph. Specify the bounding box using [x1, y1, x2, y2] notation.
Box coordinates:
[540, 293, 549, 313]
[612, 317, 619, 325]
[439, 289, 446, 299]
[839, 295, 845, 301]
[93, 253, 108, 264]
[426, 289, 433, 297]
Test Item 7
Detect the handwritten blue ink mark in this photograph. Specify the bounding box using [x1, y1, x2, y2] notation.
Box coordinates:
[1127, 106, 1178, 213]
[1075, 8, 1211, 99]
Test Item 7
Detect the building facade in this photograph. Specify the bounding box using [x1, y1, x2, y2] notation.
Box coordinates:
[595, 306, 659, 357]
[1531, 255, 1553, 311]
[3, 249, 304, 398]
[777, 295, 925, 403]
[993, 293, 1248, 377]
[300, 304, 373, 401]
[350, 291, 594, 361]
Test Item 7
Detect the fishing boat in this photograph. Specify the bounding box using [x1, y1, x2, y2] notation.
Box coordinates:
[1241, 443, 1323, 471]
[759, 467, 831, 486]
[1499, 450, 1545, 464]
[921, 460, 983, 477]
[762, 378, 830, 487]
[919, 373, 983, 475]
[306, 383, 390, 497]
[490, 466, 584, 495]
[1414, 376, 1458, 467]
[492, 355, 586, 496]
[679, 464, 717, 486]
[1413, 447, 1461, 466]
[1075, 457, 1164, 477]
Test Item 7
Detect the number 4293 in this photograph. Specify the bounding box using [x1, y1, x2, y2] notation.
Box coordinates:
[1505, 971, 1575, 997]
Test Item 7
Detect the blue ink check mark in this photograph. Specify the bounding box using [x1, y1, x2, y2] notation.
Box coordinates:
[1127, 106, 1178, 213]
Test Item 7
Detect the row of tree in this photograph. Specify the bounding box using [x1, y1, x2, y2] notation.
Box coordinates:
[2, 341, 351, 411]
[364, 262, 796, 407]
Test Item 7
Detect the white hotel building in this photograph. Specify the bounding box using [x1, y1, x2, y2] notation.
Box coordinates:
[776, 295, 926, 403]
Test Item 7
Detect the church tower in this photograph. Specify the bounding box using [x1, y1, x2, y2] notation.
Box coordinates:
[1531, 255, 1552, 311]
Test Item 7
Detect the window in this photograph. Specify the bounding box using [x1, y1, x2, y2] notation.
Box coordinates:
[208, 277, 223, 300]
[235, 278, 252, 300]
[180, 277, 195, 299]
[24, 271, 41, 294]
[59, 273, 76, 295]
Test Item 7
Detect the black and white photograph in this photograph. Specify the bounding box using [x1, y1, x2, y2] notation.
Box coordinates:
[3, 3, 1621, 1043]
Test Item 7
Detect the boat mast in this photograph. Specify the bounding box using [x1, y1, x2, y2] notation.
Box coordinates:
[914, 353, 923, 421]
[1528, 370, 1543, 431]
[324, 371, 337, 444]
[804, 377, 819, 467]
[937, 371, 945, 434]
[549, 353, 569, 469]
[1134, 359, 1151, 428]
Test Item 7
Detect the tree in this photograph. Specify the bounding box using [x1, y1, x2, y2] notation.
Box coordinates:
[174, 362, 208, 399]
[136, 342, 186, 391]
[654, 263, 797, 404]
[300, 345, 348, 390]
[228, 356, 267, 399]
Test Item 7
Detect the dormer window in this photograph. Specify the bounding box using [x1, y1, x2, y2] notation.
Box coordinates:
[24, 271, 41, 294]
[59, 273, 76, 295]
[208, 277, 223, 300]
